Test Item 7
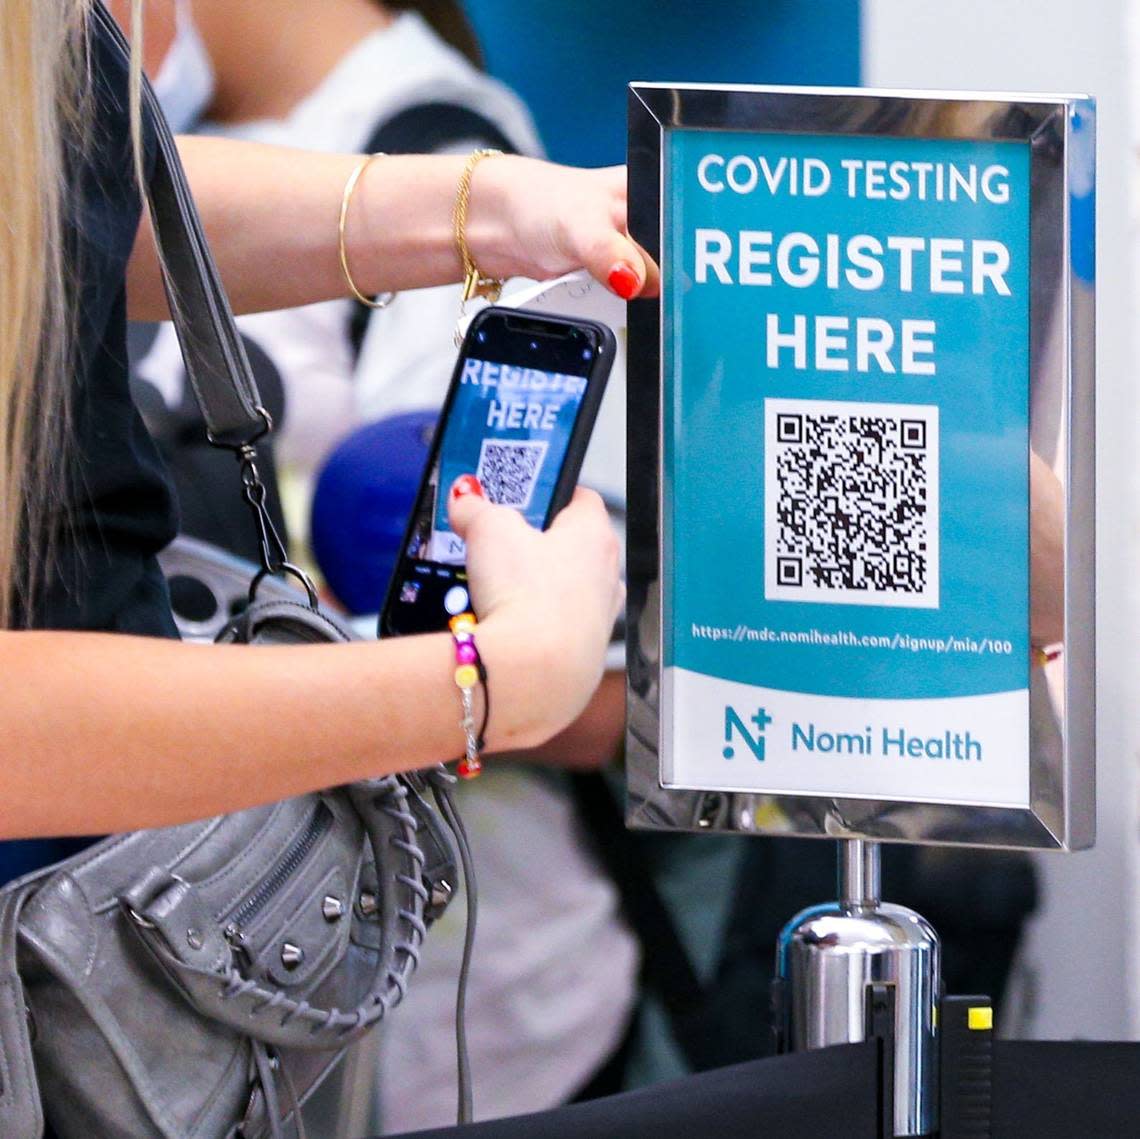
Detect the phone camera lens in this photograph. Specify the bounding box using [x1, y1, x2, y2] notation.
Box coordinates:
[529, 340, 538, 351]
[582, 348, 593, 360]
[476, 330, 487, 343]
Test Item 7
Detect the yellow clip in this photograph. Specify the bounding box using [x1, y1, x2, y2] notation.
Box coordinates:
[967, 1006, 993, 1031]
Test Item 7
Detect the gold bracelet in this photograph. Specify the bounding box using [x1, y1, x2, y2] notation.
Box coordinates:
[453, 148, 504, 310]
[338, 152, 394, 310]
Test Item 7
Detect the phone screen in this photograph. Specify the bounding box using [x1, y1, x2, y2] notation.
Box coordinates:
[382, 311, 610, 636]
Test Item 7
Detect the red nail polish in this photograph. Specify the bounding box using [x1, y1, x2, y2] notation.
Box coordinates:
[607, 262, 640, 300]
[451, 474, 484, 500]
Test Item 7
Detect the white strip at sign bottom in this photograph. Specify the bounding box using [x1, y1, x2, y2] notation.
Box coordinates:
[662, 667, 1030, 808]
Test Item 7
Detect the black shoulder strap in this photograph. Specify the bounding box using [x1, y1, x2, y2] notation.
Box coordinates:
[96, 5, 304, 591]
[347, 100, 520, 360]
[94, 2, 267, 447]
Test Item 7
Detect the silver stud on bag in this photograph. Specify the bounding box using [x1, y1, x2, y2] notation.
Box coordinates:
[281, 942, 304, 971]
[322, 896, 345, 923]
[358, 891, 379, 917]
[186, 928, 204, 951]
[431, 880, 453, 910]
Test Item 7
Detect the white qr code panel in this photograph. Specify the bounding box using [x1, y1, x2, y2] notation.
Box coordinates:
[764, 398, 940, 609]
[476, 438, 550, 510]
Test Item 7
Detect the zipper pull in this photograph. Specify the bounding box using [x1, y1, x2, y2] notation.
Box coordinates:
[224, 923, 250, 966]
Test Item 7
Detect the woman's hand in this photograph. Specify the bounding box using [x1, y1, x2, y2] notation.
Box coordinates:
[467, 157, 661, 301]
[448, 478, 623, 750]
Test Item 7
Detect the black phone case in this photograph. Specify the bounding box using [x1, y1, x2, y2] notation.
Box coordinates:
[378, 305, 617, 637]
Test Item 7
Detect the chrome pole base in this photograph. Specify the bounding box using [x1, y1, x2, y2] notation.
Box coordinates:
[775, 841, 941, 1137]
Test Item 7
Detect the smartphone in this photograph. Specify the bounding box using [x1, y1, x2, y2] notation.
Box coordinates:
[378, 305, 616, 637]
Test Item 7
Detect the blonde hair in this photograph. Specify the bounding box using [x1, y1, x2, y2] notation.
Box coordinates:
[0, 0, 144, 625]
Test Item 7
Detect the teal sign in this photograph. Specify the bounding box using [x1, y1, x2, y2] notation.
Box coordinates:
[662, 129, 1032, 806]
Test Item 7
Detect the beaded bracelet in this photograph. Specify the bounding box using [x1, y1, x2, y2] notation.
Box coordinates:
[450, 612, 489, 778]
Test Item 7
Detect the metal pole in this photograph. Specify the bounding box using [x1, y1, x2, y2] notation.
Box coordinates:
[778, 839, 941, 1136]
[840, 838, 881, 911]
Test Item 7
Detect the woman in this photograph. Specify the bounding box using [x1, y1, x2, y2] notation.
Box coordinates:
[0, 0, 654, 858]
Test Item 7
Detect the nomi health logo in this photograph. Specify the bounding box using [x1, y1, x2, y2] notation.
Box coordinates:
[723, 706, 772, 762]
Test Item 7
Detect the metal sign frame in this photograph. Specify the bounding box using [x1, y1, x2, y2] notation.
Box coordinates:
[625, 83, 1095, 850]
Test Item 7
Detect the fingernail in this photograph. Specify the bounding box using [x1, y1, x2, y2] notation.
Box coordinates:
[451, 474, 485, 500]
[607, 262, 640, 300]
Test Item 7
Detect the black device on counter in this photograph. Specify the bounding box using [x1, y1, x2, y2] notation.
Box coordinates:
[379, 305, 615, 637]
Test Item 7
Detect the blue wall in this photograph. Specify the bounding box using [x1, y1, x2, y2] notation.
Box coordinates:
[464, 1, 862, 168]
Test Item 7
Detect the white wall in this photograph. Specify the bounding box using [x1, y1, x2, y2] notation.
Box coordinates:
[863, 0, 1140, 1040]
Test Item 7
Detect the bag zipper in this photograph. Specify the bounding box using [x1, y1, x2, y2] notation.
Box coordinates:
[224, 801, 333, 948]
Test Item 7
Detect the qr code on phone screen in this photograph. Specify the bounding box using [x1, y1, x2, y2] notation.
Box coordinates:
[476, 439, 549, 510]
[764, 398, 939, 608]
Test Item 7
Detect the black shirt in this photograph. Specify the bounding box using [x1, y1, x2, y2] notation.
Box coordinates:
[0, 14, 179, 885]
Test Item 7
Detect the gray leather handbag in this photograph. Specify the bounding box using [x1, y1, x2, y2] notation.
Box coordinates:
[0, 728, 460, 1139]
[0, 9, 467, 1136]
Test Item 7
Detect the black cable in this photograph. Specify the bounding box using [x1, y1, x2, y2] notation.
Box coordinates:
[431, 779, 478, 1125]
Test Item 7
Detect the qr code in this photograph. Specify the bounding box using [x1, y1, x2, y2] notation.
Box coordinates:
[764, 398, 940, 608]
[476, 439, 549, 510]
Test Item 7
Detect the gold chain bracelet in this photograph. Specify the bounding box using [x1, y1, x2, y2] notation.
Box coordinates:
[452, 148, 505, 317]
